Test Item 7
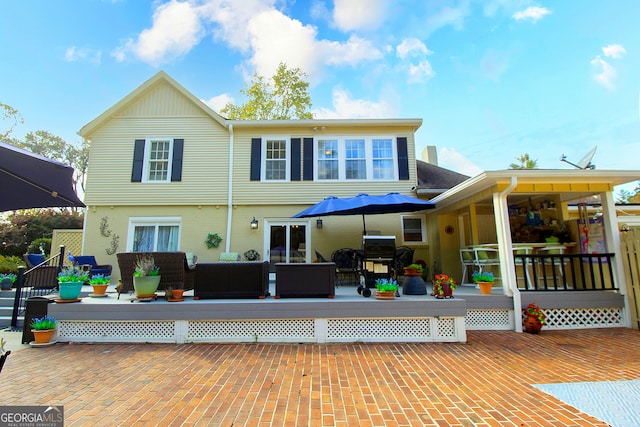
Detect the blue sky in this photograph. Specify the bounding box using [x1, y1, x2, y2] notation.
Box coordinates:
[1, 0, 638, 191]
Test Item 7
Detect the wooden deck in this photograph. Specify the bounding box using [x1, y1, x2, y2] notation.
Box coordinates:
[44, 281, 625, 344]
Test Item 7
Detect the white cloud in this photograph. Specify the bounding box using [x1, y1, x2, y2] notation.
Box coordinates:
[407, 61, 435, 83]
[332, 0, 388, 32]
[438, 147, 483, 176]
[425, 3, 471, 35]
[591, 55, 616, 90]
[202, 93, 234, 112]
[512, 6, 551, 22]
[313, 88, 395, 119]
[602, 44, 626, 59]
[396, 38, 431, 59]
[112, 0, 204, 66]
[64, 46, 102, 65]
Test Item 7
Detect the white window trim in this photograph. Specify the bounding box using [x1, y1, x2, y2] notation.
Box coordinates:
[126, 216, 182, 251]
[142, 137, 174, 183]
[261, 136, 290, 181]
[401, 214, 427, 245]
[314, 135, 398, 181]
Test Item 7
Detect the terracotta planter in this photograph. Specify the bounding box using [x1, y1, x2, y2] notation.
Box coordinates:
[133, 275, 161, 298]
[172, 289, 185, 300]
[477, 281, 493, 295]
[375, 290, 396, 300]
[58, 281, 83, 300]
[91, 284, 109, 295]
[524, 315, 543, 334]
[32, 329, 55, 344]
[403, 268, 421, 276]
[434, 282, 454, 299]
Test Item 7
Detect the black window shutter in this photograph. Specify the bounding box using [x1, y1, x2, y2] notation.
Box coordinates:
[131, 139, 145, 182]
[250, 138, 262, 181]
[303, 137, 314, 181]
[171, 139, 184, 182]
[397, 137, 409, 180]
[291, 138, 301, 181]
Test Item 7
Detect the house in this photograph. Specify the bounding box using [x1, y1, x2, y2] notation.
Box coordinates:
[78, 71, 440, 279]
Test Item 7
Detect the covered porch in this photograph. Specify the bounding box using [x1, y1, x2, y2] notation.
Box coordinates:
[426, 169, 640, 332]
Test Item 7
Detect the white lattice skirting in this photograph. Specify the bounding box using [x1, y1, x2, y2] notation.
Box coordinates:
[534, 307, 625, 329]
[57, 316, 467, 344]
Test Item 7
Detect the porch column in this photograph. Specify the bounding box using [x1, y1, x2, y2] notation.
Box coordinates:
[493, 177, 522, 332]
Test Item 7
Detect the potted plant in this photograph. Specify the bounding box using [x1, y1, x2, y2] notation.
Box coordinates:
[31, 315, 57, 344]
[89, 273, 110, 296]
[133, 255, 161, 299]
[523, 303, 546, 334]
[58, 266, 89, 300]
[432, 274, 456, 299]
[374, 278, 399, 300]
[403, 263, 423, 276]
[472, 271, 494, 295]
[0, 273, 16, 290]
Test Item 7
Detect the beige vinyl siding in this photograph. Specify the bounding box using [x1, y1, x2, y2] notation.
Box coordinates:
[84, 117, 230, 205]
[83, 205, 229, 280]
[117, 81, 208, 118]
[230, 126, 419, 205]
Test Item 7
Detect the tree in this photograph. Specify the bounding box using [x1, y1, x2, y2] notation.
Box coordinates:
[509, 153, 538, 169]
[221, 62, 313, 120]
[1, 102, 24, 140]
[0, 210, 84, 257]
[617, 182, 640, 204]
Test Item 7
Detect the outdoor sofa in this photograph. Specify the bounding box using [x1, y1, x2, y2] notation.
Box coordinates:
[193, 261, 270, 299]
[116, 252, 196, 294]
[275, 262, 336, 298]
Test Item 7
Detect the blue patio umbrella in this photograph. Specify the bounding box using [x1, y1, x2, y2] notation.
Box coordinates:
[0, 141, 85, 211]
[292, 192, 435, 235]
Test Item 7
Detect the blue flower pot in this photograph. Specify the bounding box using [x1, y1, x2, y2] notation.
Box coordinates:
[59, 281, 83, 300]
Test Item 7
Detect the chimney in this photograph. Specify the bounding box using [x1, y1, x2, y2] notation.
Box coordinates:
[421, 146, 438, 165]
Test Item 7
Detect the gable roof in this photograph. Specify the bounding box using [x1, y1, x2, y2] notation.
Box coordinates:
[415, 160, 470, 196]
[78, 71, 227, 138]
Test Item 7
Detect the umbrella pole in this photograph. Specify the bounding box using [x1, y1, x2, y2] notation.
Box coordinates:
[362, 214, 367, 235]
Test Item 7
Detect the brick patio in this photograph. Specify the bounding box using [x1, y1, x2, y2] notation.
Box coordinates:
[1, 328, 639, 426]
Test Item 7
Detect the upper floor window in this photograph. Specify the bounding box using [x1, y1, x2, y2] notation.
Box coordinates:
[264, 138, 288, 181]
[131, 138, 183, 183]
[145, 139, 172, 182]
[127, 217, 181, 252]
[316, 137, 396, 181]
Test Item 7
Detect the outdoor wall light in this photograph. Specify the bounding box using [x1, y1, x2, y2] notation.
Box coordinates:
[250, 217, 259, 230]
[316, 219, 323, 229]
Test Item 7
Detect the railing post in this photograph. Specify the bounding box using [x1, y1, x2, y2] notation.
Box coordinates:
[57, 245, 65, 268]
[10, 266, 25, 329]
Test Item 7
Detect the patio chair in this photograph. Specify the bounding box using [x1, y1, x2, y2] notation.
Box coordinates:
[331, 248, 359, 286]
[73, 255, 113, 278]
[513, 246, 534, 289]
[537, 246, 569, 288]
[393, 246, 415, 278]
[459, 248, 477, 285]
[473, 247, 501, 284]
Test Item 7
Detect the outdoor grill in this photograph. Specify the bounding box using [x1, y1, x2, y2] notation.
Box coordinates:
[358, 236, 396, 297]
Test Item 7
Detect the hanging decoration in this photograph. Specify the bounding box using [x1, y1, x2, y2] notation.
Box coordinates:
[205, 233, 223, 249]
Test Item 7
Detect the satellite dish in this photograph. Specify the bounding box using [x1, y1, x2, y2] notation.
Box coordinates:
[561, 146, 597, 169]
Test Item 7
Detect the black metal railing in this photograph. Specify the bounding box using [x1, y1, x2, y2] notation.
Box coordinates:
[514, 253, 617, 291]
[10, 246, 65, 329]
